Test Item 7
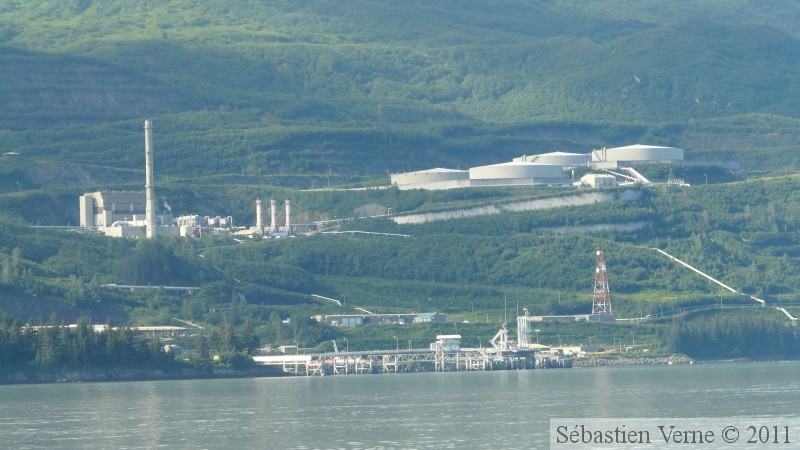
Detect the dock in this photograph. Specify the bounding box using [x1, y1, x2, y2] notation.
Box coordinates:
[253, 333, 570, 376]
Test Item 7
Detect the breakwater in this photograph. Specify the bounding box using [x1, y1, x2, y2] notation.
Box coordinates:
[571, 355, 693, 368]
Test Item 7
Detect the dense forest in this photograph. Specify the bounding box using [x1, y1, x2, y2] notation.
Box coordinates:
[1, 1, 799, 364]
[0, 313, 178, 371]
[2, 0, 800, 185]
[663, 310, 800, 360]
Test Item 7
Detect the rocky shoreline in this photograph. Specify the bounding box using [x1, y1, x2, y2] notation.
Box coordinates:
[571, 355, 694, 368]
[1, 365, 288, 385]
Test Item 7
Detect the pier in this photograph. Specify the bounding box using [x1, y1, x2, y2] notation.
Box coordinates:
[253, 334, 570, 376]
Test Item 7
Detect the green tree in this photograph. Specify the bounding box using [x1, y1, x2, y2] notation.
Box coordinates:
[195, 332, 210, 364]
[239, 319, 259, 354]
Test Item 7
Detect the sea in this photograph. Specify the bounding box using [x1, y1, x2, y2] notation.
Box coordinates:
[1, 361, 798, 449]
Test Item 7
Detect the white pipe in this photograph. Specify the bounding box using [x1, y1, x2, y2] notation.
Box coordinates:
[311, 294, 342, 306]
[777, 307, 798, 321]
[109, 221, 138, 227]
[654, 248, 737, 293]
[653, 248, 765, 306]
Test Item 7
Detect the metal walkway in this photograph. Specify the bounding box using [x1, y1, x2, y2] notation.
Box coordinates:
[253, 348, 564, 376]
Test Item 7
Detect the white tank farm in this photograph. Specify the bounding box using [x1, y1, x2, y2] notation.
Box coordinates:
[391, 168, 469, 189]
[513, 151, 589, 166]
[591, 144, 684, 165]
[469, 161, 565, 180]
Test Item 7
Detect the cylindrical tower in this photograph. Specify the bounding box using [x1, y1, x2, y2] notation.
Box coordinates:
[284, 199, 292, 231]
[144, 119, 155, 239]
[270, 198, 277, 231]
[256, 198, 263, 231]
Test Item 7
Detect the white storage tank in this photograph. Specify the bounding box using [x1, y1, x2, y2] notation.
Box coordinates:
[591, 144, 684, 168]
[391, 168, 469, 189]
[469, 161, 565, 180]
[514, 152, 589, 166]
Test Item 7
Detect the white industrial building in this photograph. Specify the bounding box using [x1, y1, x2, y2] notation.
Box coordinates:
[580, 174, 617, 188]
[590, 144, 684, 168]
[79, 191, 177, 238]
[79, 191, 147, 229]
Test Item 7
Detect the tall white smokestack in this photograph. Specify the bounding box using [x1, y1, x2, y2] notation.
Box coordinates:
[270, 198, 277, 231]
[144, 119, 155, 239]
[256, 198, 263, 231]
[285, 199, 292, 231]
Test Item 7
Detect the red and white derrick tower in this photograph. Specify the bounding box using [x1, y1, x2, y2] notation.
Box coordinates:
[592, 250, 612, 315]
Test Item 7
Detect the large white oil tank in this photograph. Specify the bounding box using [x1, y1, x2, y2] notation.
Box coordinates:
[469, 162, 564, 180]
[514, 152, 589, 166]
[591, 144, 684, 164]
[390, 168, 469, 189]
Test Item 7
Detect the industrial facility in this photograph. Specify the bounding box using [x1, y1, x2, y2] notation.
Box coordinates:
[232, 198, 297, 238]
[79, 120, 299, 239]
[79, 191, 177, 238]
[390, 143, 685, 190]
[78, 120, 180, 238]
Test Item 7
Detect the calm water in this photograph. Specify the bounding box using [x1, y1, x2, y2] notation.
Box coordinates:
[1, 361, 799, 449]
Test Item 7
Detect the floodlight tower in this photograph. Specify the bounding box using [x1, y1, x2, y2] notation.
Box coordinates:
[592, 250, 612, 315]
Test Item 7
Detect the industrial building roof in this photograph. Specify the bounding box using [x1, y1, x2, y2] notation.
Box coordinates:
[606, 144, 681, 151]
[415, 312, 442, 320]
[537, 151, 586, 156]
[400, 168, 467, 174]
[479, 161, 560, 167]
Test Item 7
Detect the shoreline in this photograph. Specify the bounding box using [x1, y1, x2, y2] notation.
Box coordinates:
[0, 365, 288, 385]
[7, 356, 796, 384]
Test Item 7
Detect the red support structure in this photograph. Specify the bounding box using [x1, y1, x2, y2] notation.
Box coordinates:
[592, 250, 612, 315]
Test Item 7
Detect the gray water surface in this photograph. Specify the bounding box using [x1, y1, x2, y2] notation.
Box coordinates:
[1, 361, 798, 449]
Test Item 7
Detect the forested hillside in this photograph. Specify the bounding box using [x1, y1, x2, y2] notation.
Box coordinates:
[2, 0, 800, 184]
[1, 1, 800, 359]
